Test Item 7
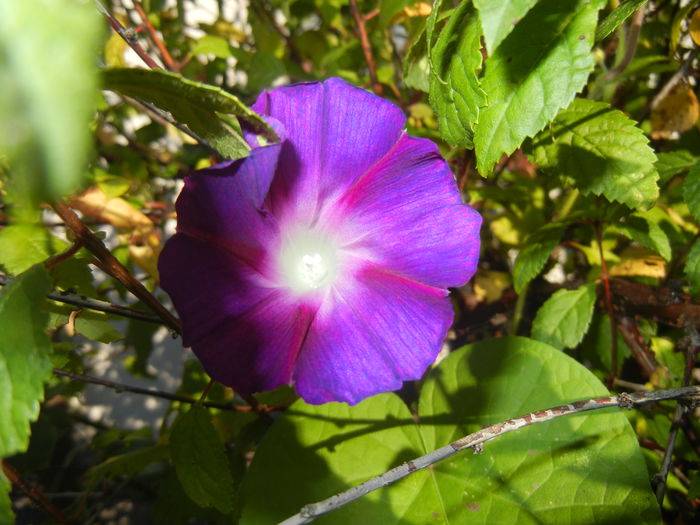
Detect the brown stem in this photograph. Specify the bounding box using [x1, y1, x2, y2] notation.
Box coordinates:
[52, 201, 181, 334]
[95, 1, 162, 70]
[596, 221, 618, 387]
[44, 241, 84, 270]
[2, 460, 71, 524]
[349, 0, 381, 95]
[132, 1, 178, 71]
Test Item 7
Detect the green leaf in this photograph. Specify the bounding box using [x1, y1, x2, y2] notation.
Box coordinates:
[0, 266, 52, 457]
[0, 224, 68, 275]
[595, 0, 649, 43]
[612, 213, 672, 261]
[474, 0, 538, 53]
[191, 35, 235, 58]
[428, 1, 486, 148]
[474, 0, 605, 175]
[102, 68, 276, 160]
[531, 98, 659, 209]
[683, 160, 700, 223]
[513, 223, 566, 294]
[87, 443, 169, 487]
[656, 151, 697, 185]
[0, 266, 53, 523]
[684, 239, 700, 296]
[75, 312, 124, 343]
[170, 405, 234, 515]
[0, 0, 101, 202]
[241, 337, 658, 524]
[531, 283, 598, 349]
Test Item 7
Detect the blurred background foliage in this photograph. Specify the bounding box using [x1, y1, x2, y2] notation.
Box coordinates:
[1, 0, 700, 523]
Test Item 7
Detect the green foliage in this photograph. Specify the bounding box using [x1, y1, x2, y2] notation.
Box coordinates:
[0, 0, 101, 203]
[0, 266, 52, 523]
[241, 338, 658, 523]
[474, 0, 538, 53]
[531, 98, 659, 209]
[596, 0, 650, 43]
[682, 160, 700, 222]
[0, 225, 68, 275]
[513, 223, 566, 294]
[532, 283, 598, 349]
[473, 0, 605, 175]
[170, 404, 235, 515]
[102, 68, 274, 160]
[428, 1, 485, 148]
[685, 239, 700, 296]
[612, 214, 672, 261]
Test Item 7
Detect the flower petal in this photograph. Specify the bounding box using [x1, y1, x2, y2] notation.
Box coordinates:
[158, 234, 272, 347]
[192, 291, 315, 397]
[175, 142, 281, 272]
[293, 263, 453, 405]
[328, 134, 482, 288]
[252, 78, 406, 223]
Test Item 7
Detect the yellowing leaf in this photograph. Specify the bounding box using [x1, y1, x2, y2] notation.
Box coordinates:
[473, 270, 511, 303]
[609, 247, 666, 279]
[651, 83, 700, 140]
[691, 8, 700, 46]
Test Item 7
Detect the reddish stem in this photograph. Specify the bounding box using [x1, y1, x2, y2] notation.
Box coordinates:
[132, 1, 179, 71]
[349, 0, 382, 95]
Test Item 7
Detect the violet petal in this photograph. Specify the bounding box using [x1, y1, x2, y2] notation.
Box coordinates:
[293, 262, 453, 405]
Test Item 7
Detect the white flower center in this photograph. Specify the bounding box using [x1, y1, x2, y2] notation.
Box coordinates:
[279, 229, 339, 293]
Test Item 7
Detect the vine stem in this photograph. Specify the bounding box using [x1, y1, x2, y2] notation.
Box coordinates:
[2, 460, 71, 524]
[52, 201, 181, 334]
[349, 0, 381, 95]
[279, 386, 700, 525]
[95, 0, 162, 70]
[131, 0, 178, 71]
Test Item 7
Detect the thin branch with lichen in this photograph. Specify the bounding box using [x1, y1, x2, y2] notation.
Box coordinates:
[279, 386, 700, 525]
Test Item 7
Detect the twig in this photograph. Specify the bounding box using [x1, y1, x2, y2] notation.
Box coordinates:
[605, 6, 645, 80]
[279, 387, 700, 525]
[651, 49, 700, 110]
[2, 460, 72, 524]
[52, 368, 283, 413]
[0, 274, 163, 324]
[653, 325, 699, 503]
[596, 221, 618, 387]
[131, 1, 178, 71]
[95, 0, 162, 70]
[51, 201, 181, 334]
[349, 0, 381, 95]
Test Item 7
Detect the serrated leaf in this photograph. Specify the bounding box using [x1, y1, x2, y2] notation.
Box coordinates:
[613, 213, 672, 261]
[513, 223, 566, 294]
[241, 337, 658, 524]
[474, 0, 605, 175]
[532, 283, 598, 349]
[683, 160, 700, 223]
[684, 239, 700, 296]
[474, 0, 538, 53]
[102, 68, 276, 160]
[170, 405, 234, 515]
[0, 266, 52, 458]
[531, 98, 659, 209]
[595, 0, 649, 43]
[0, 224, 68, 275]
[428, 1, 486, 148]
[0, 0, 101, 202]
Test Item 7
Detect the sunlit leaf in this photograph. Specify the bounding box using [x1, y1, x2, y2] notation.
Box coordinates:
[685, 238, 700, 296]
[102, 68, 276, 160]
[531, 98, 659, 209]
[474, 0, 538, 53]
[692, 8, 700, 46]
[596, 0, 649, 43]
[513, 223, 566, 294]
[612, 213, 672, 261]
[683, 160, 700, 223]
[474, 0, 605, 175]
[428, 1, 486, 148]
[532, 283, 598, 349]
[0, 224, 68, 275]
[241, 338, 659, 524]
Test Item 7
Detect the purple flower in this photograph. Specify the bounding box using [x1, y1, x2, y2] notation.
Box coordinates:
[158, 78, 481, 405]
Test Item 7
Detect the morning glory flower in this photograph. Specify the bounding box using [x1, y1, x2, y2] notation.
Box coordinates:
[158, 78, 481, 405]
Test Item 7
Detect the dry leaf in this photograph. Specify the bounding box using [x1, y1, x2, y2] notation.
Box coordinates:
[691, 8, 700, 46]
[609, 247, 666, 279]
[651, 82, 700, 139]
